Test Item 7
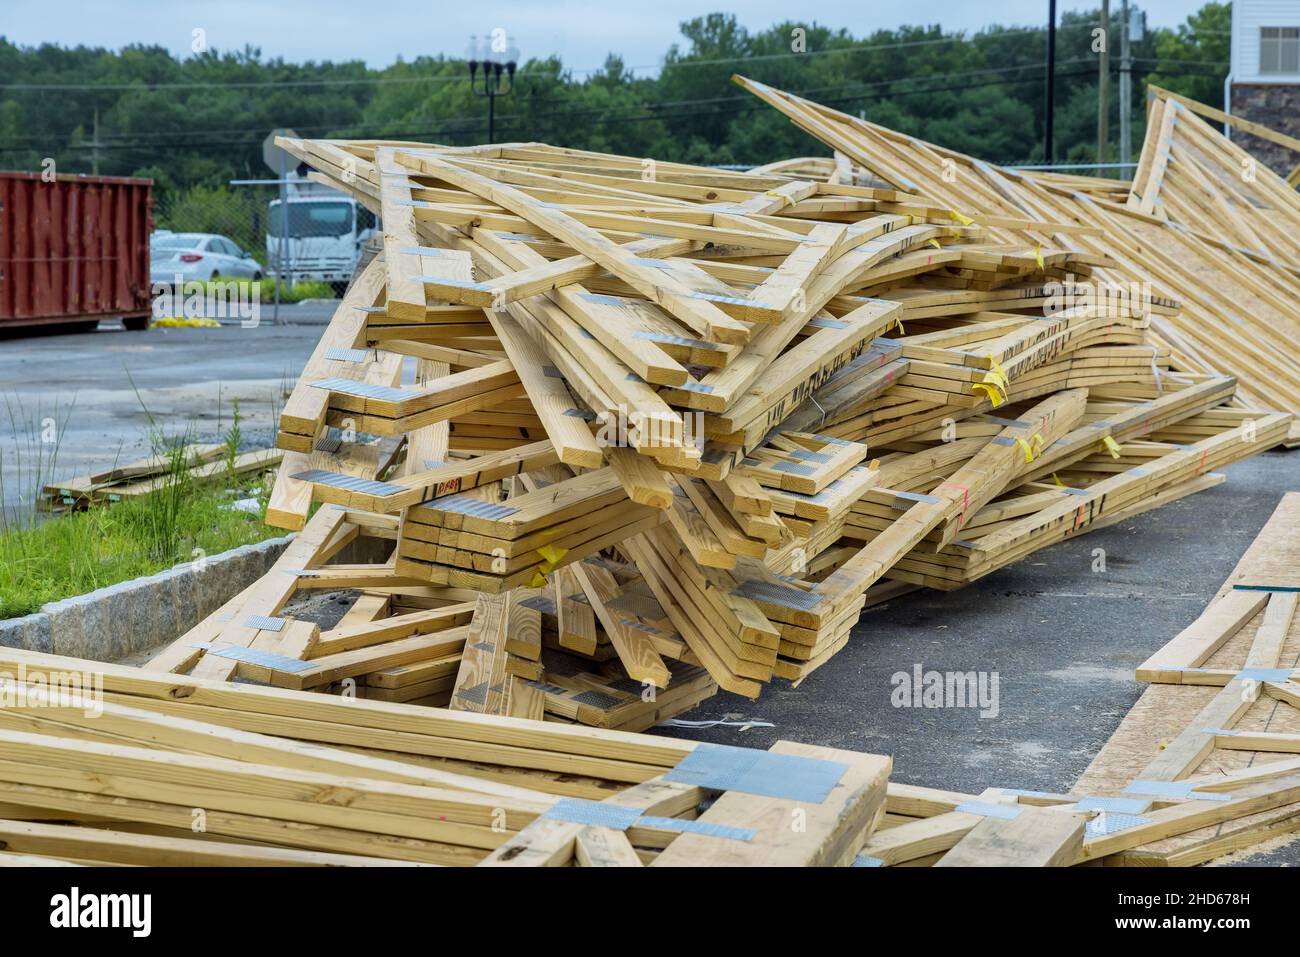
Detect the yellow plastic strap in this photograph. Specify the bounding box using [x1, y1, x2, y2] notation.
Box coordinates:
[1052, 472, 1066, 488]
[536, 544, 568, 565]
[1034, 244, 1045, 269]
[764, 190, 793, 208]
[1102, 436, 1122, 459]
[973, 378, 1005, 408]
[1015, 432, 1045, 463]
[949, 209, 974, 226]
[928, 238, 942, 249]
[893, 315, 906, 335]
[986, 355, 1009, 390]
[975, 353, 1010, 408]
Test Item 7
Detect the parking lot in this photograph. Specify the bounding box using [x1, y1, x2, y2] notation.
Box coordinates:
[0, 313, 333, 513]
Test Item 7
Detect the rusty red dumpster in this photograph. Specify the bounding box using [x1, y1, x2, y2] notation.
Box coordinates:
[0, 172, 153, 332]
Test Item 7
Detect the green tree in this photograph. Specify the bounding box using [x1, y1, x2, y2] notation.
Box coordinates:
[0, 3, 1235, 183]
[1147, 1, 1231, 106]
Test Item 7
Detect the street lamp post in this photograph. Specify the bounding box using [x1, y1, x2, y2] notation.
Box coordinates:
[466, 34, 520, 144]
[1044, 0, 1057, 164]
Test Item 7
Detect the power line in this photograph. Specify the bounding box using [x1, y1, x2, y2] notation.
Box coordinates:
[1130, 57, 1228, 67]
[0, 20, 1228, 92]
[649, 26, 1049, 71]
[1, 51, 1191, 148]
[82, 63, 1227, 155]
[0, 70, 466, 92]
[0, 58, 1227, 158]
[2, 33, 1037, 92]
[0, 66, 1028, 147]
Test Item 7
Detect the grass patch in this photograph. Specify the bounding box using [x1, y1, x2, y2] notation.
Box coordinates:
[0, 477, 282, 619]
[208, 275, 337, 303]
[0, 392, 284, 619]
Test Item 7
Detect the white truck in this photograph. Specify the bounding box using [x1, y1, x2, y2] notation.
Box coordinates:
[267, 171, 378, 296]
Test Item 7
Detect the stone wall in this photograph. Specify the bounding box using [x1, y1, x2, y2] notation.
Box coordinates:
[0, 536, 292, 660]
[1230, 83, 1300, 178]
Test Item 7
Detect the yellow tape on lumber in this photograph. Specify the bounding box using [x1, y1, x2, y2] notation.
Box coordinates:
[987, 355, 1009, 389]
[536, 544, 568, 565]
[1015, 432, 1045, 463]
[973, 352, 1010, 407]
[973, 379, 1005, 408]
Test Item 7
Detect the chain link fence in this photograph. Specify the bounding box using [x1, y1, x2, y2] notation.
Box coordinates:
[149, 180, 375, 324]
[153, 182, 276, 267]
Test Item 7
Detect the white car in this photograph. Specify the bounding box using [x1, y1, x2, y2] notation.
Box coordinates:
[150, 233, 263, 284]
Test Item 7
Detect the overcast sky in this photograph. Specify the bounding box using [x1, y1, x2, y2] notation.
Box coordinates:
[3, 1, 1217, 73]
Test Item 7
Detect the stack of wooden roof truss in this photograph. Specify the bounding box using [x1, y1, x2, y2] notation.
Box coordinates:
[136, 125, 1278, 715]
[737, 76, 1300, 446]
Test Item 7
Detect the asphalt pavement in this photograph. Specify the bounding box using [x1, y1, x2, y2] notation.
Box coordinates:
[0, 308, 335, 514]
[650, 449, 1300, 862]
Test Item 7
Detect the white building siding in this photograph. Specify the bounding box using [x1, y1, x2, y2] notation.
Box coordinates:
[1233, 0, 1300, 83]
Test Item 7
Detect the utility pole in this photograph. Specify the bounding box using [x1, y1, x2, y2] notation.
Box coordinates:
[1098, 0, 1110, 169]
[90, 109, 102, 175]
[1119, 1, 1139, 169]
[262, 129, 298, 326]
[277, 148, 288, 322]
[1044, 0, 1057, 164]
